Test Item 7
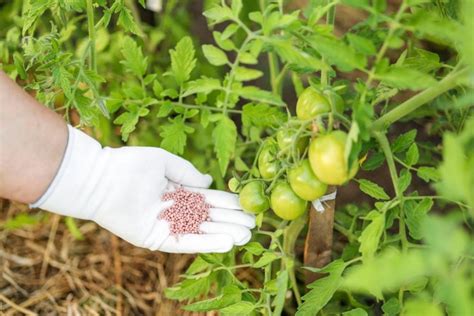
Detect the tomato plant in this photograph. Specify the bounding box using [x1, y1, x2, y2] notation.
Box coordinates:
[1, 0, 473, 315]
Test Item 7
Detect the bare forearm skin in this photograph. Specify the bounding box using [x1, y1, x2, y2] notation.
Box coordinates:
[0, 71, 68, 204]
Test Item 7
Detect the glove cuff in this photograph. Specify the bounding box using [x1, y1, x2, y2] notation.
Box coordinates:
[30, 125, 103, 219]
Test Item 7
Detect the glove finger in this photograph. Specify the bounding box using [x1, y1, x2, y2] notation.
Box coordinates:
[184, 187, 241, 209]
[200, 222, 251, 246]
[158, 234, 234, 253]
[162, 151, 212, 188]
[208, 208, 256, 229]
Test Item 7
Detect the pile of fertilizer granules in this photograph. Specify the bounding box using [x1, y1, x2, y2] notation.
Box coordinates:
[159, 187, 212, 235]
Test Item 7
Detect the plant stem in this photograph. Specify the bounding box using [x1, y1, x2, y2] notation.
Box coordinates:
[334, 222, 357, 242]
[360, 1, 407, 105]
[157, 100, 242, 114]
[374, 132, 409, 252]
[372, 67, 469, 130]
[282, 215, 306, 306]
[86, 0, 96, 72]
[268, 52, 279, 94]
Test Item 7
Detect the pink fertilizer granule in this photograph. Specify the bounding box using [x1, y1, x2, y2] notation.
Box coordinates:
[159, 187, 212, 235]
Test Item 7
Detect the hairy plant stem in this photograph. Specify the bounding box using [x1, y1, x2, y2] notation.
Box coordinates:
[222, 35, 254, 115]
[360, 0, 407, 105]
[157, 100, 242, 114]
[373, 131, 409, 250]
[85, 0, 96, 72]
[372, 67, 469, 130]
[282, 215, 306, 306]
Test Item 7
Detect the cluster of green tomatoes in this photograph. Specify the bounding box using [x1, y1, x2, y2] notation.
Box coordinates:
[231, 87, 359, 221]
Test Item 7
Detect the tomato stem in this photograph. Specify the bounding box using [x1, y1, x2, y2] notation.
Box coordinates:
[283, 214, 306, 306]
[372, 67, 469, 130]
[86, 0, 96, 72]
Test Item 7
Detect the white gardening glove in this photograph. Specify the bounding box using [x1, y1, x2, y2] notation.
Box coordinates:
[31, 126, 255, 253]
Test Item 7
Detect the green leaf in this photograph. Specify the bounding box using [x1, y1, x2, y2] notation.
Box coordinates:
[220, 301, 254, 315]
[436, 130, 473, 207]
[120, 37, 147, 77]
[65, 217, 84, 240]
[253, 252, 278, 268]
[243, 242, 265, 256]
[342, 248, 426, 299]
[376, 66, 437, 90]
[213, 116, 237, 175]
[405, 143, 419, 166]
[342, 308, 368, 316]
[231, 0, 242, 17]
[269, 39, 324, 72]
[392, 130, 417, 153]
[202, 45, 228, 66]
[382, 297, 401, 316]
[272, 270, 288, 316]
[183, 77, 221, 96]
[114, 111, 139, 141]
[405, 198, 433, 240]
[397, 169, 412, 194]
[346, 34, 376, 56]
[402, 298, 443, 316]
[242, 103, 286, 129]
[358, 211, 385, 261]
[157, 101, 173, 117]
[417, 166, 440, 182]
[203, 5, 233, 24]
[183, 284, 241, 311]
[221, 24, 239, 40]
[296, 260, 346, 316]
[186, 256, 210, 275]
[358, 179, 390, 200]
[165, 277, 210, 301]
[238, 87, 285, 106]
[170, 37, 196, 84]
[160, 118, 194, 154]
[118, 8, 142, 35]
[234, 67, 263, 81]
[309, 34, 367, 71]
[361, 152, 385, 171]
[403, 48, 441, 73]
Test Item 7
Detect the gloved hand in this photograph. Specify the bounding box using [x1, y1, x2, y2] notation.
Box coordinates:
[31, 126, 255, 253]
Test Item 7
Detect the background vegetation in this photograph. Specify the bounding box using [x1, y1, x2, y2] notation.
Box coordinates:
[0, 0, 472, 315]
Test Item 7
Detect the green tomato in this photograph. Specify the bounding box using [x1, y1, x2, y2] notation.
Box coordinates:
[239, 181, 269, 214]
[288, 159, 328, 201]
[228, 177, 240, 193]
[296, 87, 331, 120]
[323, 90, 345, 114]
[271, 182, 307, 220]
[308, 131, 359, 185]
[276, 129, 308, 155]
[258, 142, 279, 179]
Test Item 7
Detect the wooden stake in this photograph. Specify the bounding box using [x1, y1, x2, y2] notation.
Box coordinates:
[303, 186, 336, 284]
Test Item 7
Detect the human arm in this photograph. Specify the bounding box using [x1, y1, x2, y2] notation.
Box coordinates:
[0, 70, 68, 203]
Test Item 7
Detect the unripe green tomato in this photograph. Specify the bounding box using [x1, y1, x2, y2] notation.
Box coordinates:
[276, 129, 308, 155]
[308, 131, 359, 185]
[258, 142, 279, 179]
[296, 87, 331, 120]
[323, 90, 345, 114]
[228, 177, 240, 193]
[270, 182, 307, 220]
[239, 181, 269, 214]
[288, 159, 327, 201]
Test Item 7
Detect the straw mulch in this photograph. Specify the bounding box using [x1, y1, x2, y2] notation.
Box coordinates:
[0, 199, 217, 315]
